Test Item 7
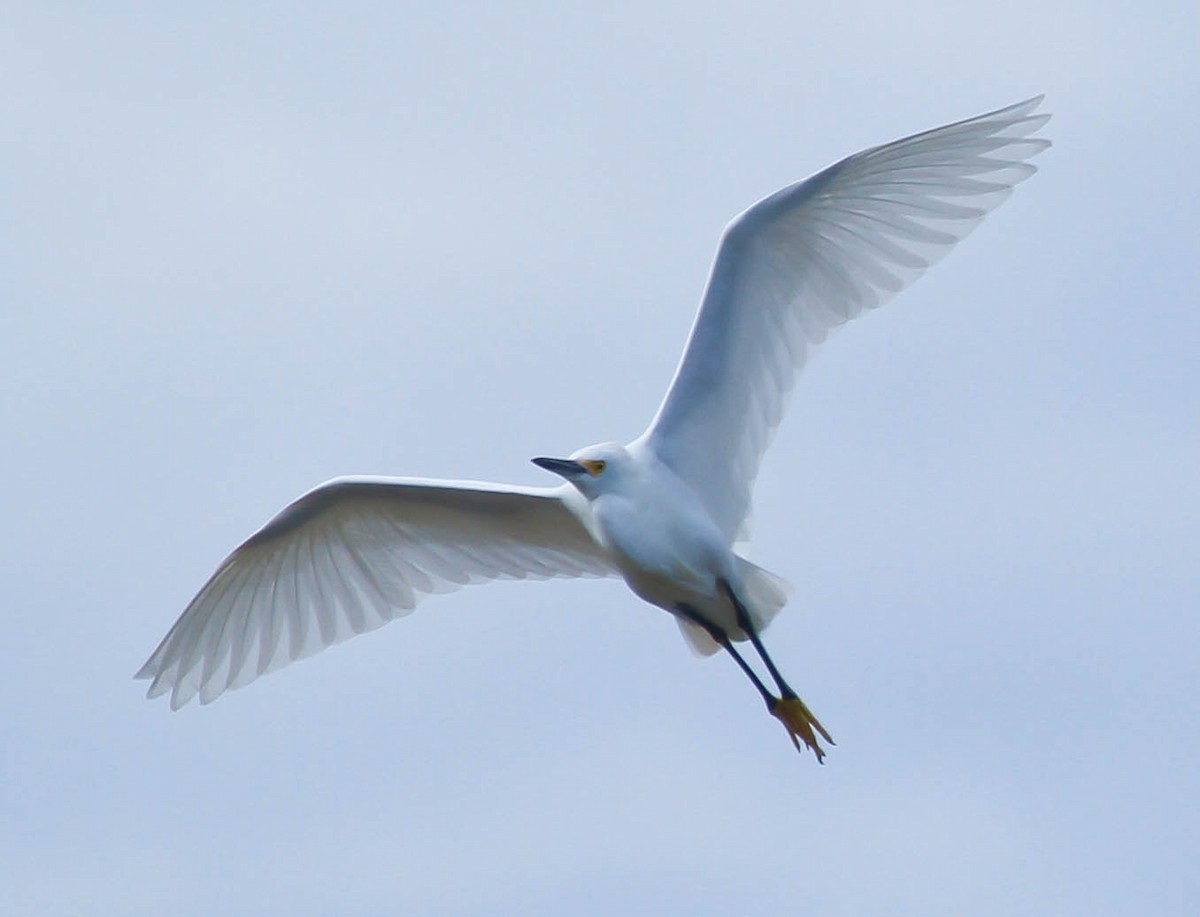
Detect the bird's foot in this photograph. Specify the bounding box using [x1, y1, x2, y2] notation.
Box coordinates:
[770, 695, 834, 763]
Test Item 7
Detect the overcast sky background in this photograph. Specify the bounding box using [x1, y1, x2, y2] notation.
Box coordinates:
[4, 3, 1198, 915]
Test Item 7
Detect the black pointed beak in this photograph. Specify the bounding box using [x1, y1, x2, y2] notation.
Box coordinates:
[531, 456, 587, 478]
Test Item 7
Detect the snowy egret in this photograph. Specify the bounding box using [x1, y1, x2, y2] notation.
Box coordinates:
[138, 97, 1050, 761]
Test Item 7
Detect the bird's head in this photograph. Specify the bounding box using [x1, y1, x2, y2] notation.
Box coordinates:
[531, 442, 632, 498]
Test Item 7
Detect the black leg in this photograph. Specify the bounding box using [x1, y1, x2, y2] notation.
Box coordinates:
[718, 579, 835, 753]
[677, 593, 833, 761]
[718, 578, 798, 700]
[675, 602, 777, 711]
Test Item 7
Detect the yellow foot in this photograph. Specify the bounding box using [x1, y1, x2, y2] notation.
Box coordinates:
[770, 695, 834, 763]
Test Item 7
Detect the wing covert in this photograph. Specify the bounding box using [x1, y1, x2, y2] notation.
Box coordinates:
[136, 477, 614, 709]
[638, 97, 1051, 541]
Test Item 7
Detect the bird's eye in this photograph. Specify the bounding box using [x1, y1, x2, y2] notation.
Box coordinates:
[581, 459, 607, 476]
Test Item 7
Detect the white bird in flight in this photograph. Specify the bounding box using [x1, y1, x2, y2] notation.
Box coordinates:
[138, 97, 1050, 761]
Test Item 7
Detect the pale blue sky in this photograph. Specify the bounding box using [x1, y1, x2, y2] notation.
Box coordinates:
[3, 3, 1198, 915]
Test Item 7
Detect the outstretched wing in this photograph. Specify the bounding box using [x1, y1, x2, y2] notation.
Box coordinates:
[137, 477, 614, 709]
[638, 97, 1051, 541]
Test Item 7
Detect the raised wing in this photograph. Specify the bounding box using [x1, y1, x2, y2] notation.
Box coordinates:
[638, 97, 1051, 541]
[137, 477, 614, 709]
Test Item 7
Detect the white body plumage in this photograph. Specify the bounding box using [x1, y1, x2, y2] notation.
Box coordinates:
[138, 97, 1051, 738]
[556, 442, 783, 654]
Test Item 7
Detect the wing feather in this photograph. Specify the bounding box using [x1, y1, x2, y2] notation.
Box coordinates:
[638, 97, 1051, 540]
[137, 476, 615, 709]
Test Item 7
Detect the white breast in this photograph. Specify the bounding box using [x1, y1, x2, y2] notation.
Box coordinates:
[590, 464, 737, 624]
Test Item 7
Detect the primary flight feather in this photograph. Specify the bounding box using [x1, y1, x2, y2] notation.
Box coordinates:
[139, 97, 1051, 759]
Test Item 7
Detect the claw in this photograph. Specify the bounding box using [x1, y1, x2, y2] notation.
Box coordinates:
[770, 695, 834, 763]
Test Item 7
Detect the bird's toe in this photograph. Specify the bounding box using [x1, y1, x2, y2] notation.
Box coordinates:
[770, 695, 834, 763]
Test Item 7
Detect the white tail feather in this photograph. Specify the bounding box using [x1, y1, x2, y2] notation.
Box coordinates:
[673, 557, 793, 656]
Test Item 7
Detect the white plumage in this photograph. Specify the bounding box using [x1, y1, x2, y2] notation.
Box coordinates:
[138, 479, 613, 708]
[139, 98, 1050, 758]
